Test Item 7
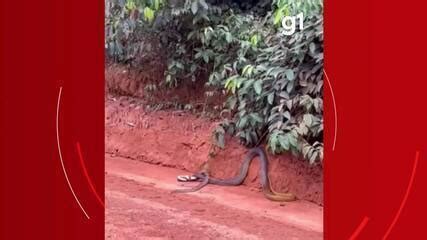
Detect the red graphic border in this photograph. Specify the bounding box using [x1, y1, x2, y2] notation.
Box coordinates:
[1, 0, 426, 239]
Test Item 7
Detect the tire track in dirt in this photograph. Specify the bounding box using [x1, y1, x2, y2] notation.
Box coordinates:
[107, 190, 260, 240]
[106, 156, 323, 239]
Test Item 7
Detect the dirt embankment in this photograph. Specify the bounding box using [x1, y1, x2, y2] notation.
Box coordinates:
[105, 63, 224, 111]
[105, 64, 323, 205]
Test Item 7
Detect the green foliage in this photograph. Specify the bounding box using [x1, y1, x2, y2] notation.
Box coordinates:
[221, 15, 324, 164]
[106, 0, 324, 164]
[273, 0, 323, 15]
[105, 0, 167, 64]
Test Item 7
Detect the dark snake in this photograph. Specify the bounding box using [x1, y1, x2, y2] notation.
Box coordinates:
[172, 147, 297, 201]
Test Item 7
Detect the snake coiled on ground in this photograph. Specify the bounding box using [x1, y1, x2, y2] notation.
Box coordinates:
[173, 147, 297, 202]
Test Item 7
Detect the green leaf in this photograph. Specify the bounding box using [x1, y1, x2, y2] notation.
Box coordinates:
[288, 134, 298, 148]
[202, 53, 209, 63]
[309, 151, 318, 164]
[269, 131, 283, 153]
[309, 43, 316, 53]
[286, 100, 293, 110]
[225, 32, 233, 43]
[242, 78, 255, 91]
[143, 7, 155, 22]
[125, 0, 136, 10]
[237, 116, 248, 128]
[250, 35, 259, 47]
[256, 64, 268, 72]
[194, 50, 202, 59]
[278, 135, 290, 150]
[227, 96, 237, 109]
[175, 62, 184, 69]
[267, 93, 275, 104]
[279, 91, 289, 99]
[236, 77, 245, 89]
[254, 80, 262, 95]
[270, 141, 277, 153]
[273, 9, 284, 25]
[303, 114, 313, 127]
[250, 113, 263, 124]
[224, 75, 238, 93]
[268, 67, 285, 79]
[153, 0, 160, 10]
[286, 81, 294, 93]
[191, 0, 198, 14]
[285, 69, 295, 81]
[199, 0, 208, 10]
[242, 65, 253, 77]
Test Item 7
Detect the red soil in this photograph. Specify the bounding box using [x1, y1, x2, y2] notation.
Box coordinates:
[105, 63, 224, 110]
[105, 95, 323, 205]
[105, 155, 323, 240]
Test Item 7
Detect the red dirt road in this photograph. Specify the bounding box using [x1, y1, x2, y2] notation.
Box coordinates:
[106, 155, 323, 240]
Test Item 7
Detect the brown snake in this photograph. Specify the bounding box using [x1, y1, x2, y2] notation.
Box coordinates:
[173, 147, 297, 202]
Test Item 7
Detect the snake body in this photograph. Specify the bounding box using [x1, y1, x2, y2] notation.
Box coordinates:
[172, 173, 209, 193]
[174, 147, 297, 202]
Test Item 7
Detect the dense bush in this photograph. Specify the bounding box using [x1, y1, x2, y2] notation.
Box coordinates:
[105, 0, 324, 164]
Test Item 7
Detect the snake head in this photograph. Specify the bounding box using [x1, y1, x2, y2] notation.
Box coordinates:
[193, 172, 208, 180]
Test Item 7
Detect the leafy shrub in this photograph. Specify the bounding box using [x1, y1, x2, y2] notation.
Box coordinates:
[105, 0, 167, 66]
[216, 15, 323, 164]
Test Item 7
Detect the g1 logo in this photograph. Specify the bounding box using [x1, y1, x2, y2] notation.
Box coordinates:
[282, 12, 304, 35]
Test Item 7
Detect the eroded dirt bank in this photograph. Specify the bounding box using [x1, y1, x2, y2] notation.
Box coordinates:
[105, 95, 323, 205]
